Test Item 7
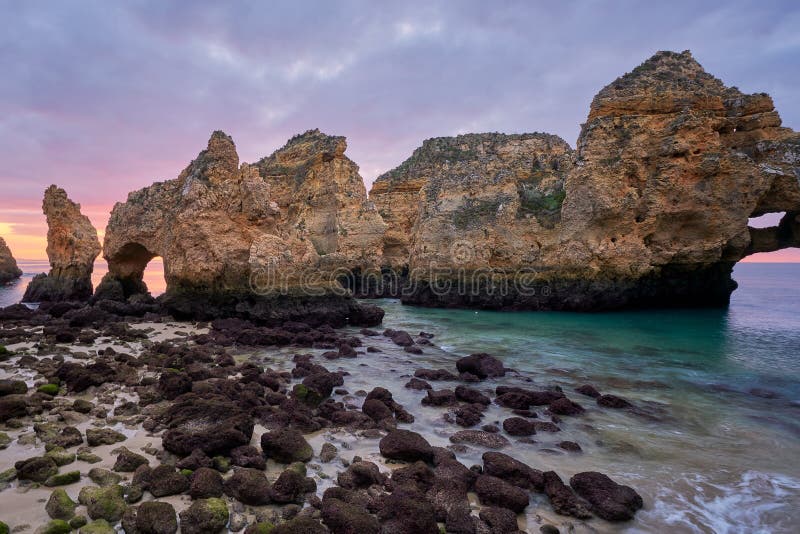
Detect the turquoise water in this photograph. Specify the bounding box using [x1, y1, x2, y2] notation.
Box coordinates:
[2, 262, 799, 531]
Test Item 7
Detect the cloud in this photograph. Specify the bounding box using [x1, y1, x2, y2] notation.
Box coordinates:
[0, 0, 798, 261]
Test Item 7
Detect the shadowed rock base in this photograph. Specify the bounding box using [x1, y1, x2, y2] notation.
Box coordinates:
[23, 271, 94, 302]
[159, 288, 384, 327]
[386, 262, 736, 311]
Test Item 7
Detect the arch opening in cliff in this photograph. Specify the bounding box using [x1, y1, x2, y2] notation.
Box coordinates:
[744, 211, 800, 258]
[95, 241, 165, 301]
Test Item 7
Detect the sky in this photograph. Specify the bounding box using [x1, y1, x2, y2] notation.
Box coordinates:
[0, 0, 798, 261]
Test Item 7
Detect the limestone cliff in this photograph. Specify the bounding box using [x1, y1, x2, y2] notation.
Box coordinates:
[22, 186, 101, 301]
[99, 130, 384, 325]
[0, 237, 22, 284]
[370, 51, 800, 309]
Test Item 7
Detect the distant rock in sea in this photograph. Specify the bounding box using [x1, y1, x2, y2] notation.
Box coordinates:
[0, 236, 22, 284]
[22, 185, 101, 302]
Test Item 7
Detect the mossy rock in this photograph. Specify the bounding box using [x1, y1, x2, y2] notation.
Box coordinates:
[0, 467, 16, 483]
[212, 456, 230, 473]
[244, 522, 275, 534]
[46, 447, 76, 467]
[79, 519, 115, 534]
[39, 520, 71, 534]
[179, 497, 229, 534]
[179, 468, 194, 476]
[0, 520, 8, 534]
[0, 432, 11, 450]
[88, 468, 122, 487]
[69, 515, 88, 529]
[293, 383, 324, 407]
[77, 451, 102, 464]
[45, 470, 81, 486]
[78, 484, 127, 522]
[0, 345, 11, 356]
[37, 383, 60, 396]
[46, 488, 77, 520]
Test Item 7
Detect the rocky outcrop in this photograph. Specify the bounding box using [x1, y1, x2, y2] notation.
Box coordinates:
[23, 186, 101, 301]
[0, 237, 22, 284]
[369, 50, 800, 310]
[100, 130, 384, 325]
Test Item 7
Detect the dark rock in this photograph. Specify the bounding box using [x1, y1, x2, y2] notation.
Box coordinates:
[414, 368, 457, 381]
[189, 467, 224, 499]
[16, 455, 58, 482]
[55, 361, 116, 392]
[569, 471, 643, 521]
[224, 468, 271, 505]
[549, 397, 584, 416]
[390, 461, 434, 493]
[404, 378, 432, 390]
[261, 428, 313, 463]
[321, 497, 380, 534]
[86, 428, 126, 446]
[449, 430, 509, 449]
[575, 384, 601, 398]
[148, 465, 189, 497]
[533, 421, 560, 433]
[474, 475, 529, 513]
[456, 353, 505, 379]
[0, 379, 27, 396]
[454, 385, 491, 405]
[362, 398, 393, 421]
[113, 447, 149, 472]
[376, 485, 439, 534]
[158, 371, 192, 400]
[479, 506, 519, 534]
[379, 430, 434, 463]
[421, 388, 457, 407]
[482, 451, 544, 491]
[502, 417, 537, 436]
[0, 394, 28, 421]
[160, 394, 254, 456]
[135, 501, 178, 534]
[176, 448, 213, 471]
[230, 445, 266, 470]
[386, 329, 414, 347]
[558, 441, 582, 452]
[338, 461, 386, 489]
[543, 471, 591, 519]
[597, 394, 633, 409]
[271, 466, 317, 504]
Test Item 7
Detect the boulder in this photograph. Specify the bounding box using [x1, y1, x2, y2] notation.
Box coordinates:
[135, 501, 178, 534]
[379, 430, 434, 463]
[260, 428, 313, 463]
[179, 498, 229, 534]
[569, 471, 644, 521]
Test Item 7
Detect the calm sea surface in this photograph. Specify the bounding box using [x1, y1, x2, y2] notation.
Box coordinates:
[1, 261, 798, 532]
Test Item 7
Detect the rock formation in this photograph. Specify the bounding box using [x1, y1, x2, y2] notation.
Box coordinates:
[0, 237, 22, 284]
[100, 50, 799, 315]
[99, 130, 384, 325]
[369, 50, 800, 309]
[23, 186, 101, 301]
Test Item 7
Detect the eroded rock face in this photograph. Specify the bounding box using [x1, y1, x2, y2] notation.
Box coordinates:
[0, 237, 22, 284]
[369, 50, 800, 310]
[23, 186, 101, 302]
[101, 130, 385, 325]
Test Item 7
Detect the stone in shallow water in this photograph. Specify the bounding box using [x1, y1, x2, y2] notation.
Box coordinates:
[449, 430, 510, 449]
[569, 471, 643, 521]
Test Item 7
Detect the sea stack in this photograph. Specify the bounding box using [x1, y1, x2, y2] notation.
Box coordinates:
[22, 185, 101, 301]
[99, 130, 384, 326]
[0, 236, 22, 284]
[369, 50, 800, 310]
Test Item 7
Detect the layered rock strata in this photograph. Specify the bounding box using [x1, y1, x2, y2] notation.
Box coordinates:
[368, 50, 800, 309]
[0, 236, 22, 284]
[23, 186, 101, 301]
[100, 130, 384, 325]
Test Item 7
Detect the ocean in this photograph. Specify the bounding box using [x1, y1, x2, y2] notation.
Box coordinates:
[1, 261, 798, 531]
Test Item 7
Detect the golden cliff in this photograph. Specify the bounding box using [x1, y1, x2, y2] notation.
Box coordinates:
[22, 185, 101, 301]
[369, 51, 800, 309]
[0, 237, 22, 285]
